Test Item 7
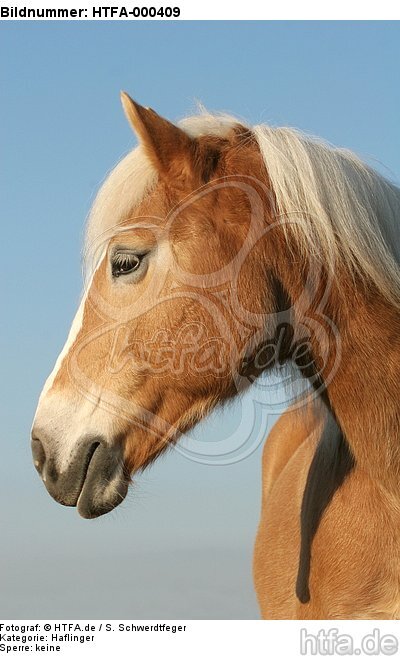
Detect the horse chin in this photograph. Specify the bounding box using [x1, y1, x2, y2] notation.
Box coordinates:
[75, 443, 130, 519]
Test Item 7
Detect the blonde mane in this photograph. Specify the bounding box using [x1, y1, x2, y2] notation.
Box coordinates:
[253, 124, 400, 304]
[84, 110, 400, 303]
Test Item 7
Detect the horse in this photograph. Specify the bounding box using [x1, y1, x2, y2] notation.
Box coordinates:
[31, 93, 400, 619]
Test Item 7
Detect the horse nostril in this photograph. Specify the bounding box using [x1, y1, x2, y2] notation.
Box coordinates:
[31, 434, 46, 474]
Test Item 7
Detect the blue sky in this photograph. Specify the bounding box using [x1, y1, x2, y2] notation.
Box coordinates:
[1, 21, 400, 618]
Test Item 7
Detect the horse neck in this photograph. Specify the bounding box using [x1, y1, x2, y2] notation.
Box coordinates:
[327, 292, 400, 492]
[276, 261, 400, 494]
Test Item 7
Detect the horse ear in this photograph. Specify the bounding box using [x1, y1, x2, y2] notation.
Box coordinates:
[120, 92, 221, 184]
[120, 92, 198, 180]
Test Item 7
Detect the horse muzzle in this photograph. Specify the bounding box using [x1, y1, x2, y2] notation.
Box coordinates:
[30, 432, 130, 519]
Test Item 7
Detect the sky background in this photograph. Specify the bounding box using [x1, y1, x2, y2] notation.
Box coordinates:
[1, 21, 400, 619]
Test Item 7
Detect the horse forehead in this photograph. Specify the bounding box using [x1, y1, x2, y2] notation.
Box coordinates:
[84, 135, 261, 281]
[122, 183, 174, 229]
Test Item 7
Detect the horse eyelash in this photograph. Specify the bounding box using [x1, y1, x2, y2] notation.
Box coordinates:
[112, 251, 148, 264]
[113, 252, 136, 265]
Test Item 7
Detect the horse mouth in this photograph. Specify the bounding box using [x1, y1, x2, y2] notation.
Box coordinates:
[33, 437, 130, 520]
[75, 440, 101, 496]
[76, 442, 130, 519]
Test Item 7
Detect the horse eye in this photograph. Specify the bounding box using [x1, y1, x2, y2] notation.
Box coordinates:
[112, 252, 142, 278]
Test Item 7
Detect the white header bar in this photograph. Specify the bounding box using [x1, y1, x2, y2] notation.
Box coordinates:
[0, 0, 399, 20]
